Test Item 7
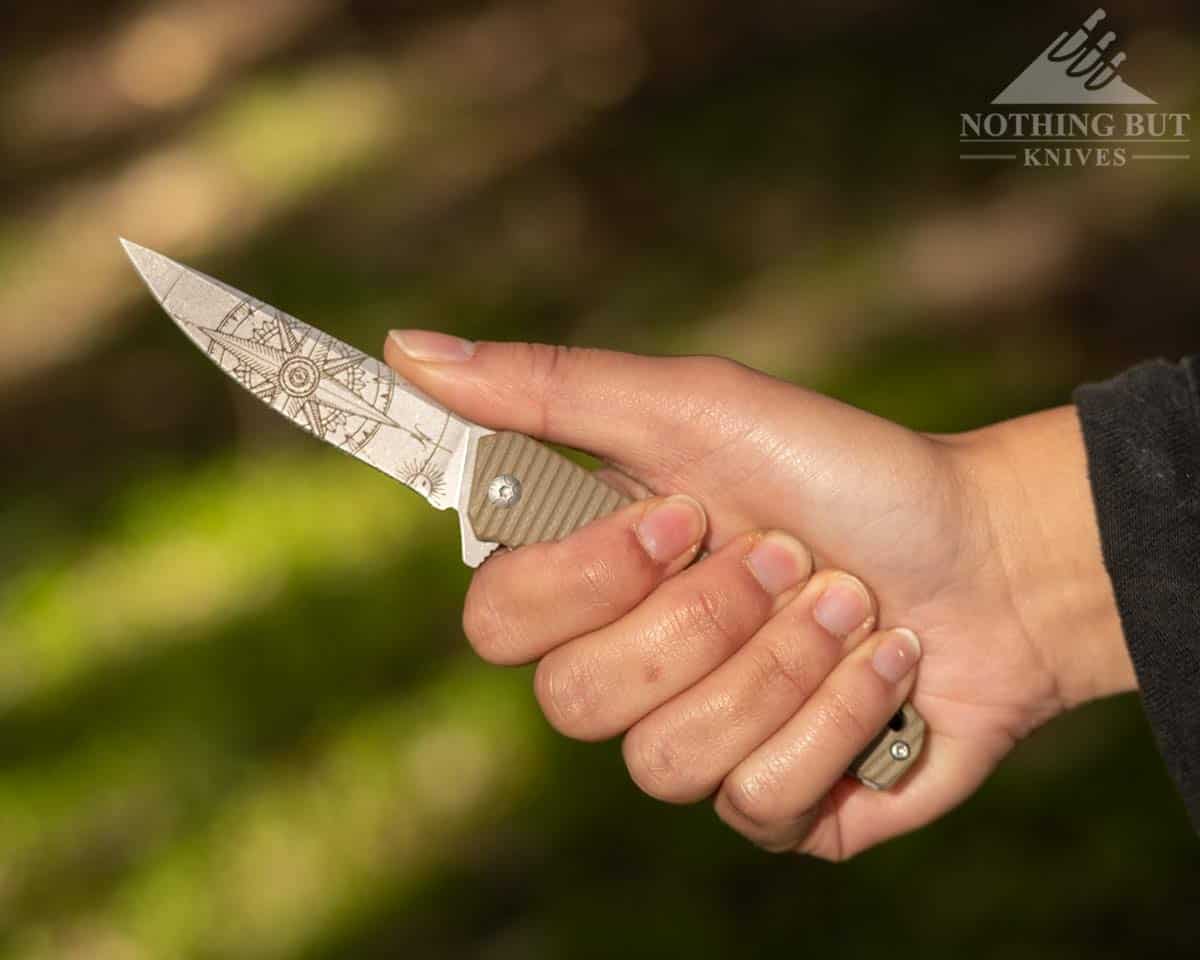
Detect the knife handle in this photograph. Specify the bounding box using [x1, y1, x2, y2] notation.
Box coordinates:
[468, 431, 631, 546]
[848, 702, 925, 789]
[467, 430, 925, 790]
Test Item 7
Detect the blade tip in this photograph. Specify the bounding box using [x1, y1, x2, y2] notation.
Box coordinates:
[118, 236, 143, 259]
[118, 236, 152, 274]
[118, 238, 180, 305]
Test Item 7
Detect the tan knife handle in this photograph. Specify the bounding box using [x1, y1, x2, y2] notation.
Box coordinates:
[468, 431, 631, 545]
[468, 430, 925, 790]
[848, 702, 926, 789]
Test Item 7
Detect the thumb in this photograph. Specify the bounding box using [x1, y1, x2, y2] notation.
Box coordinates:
[382, 330, 939, 573]
[383, 329, 755, 476]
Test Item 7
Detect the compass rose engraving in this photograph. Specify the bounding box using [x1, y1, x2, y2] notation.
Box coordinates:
[119, 238, 480, 519]
[193, 300, 401, 454]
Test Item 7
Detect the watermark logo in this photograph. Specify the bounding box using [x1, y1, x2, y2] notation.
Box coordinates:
[994, 8, 1153, 105]
[960, 8, 1190, 167]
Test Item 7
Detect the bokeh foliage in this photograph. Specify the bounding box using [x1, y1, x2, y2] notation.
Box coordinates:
[2, 1, 1199, 957]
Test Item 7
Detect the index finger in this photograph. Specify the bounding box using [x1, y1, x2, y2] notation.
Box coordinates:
[462, 493, 707, 666]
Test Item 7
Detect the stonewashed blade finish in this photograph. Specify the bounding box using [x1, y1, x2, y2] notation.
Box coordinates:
[120, 239, 498, 566]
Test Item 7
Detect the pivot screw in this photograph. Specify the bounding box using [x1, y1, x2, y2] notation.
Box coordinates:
[487, 474, 522, 508]
[890, 740, 911, 762]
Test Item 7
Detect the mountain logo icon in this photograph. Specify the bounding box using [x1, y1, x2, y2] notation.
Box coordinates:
[993, 8, 1155, 104]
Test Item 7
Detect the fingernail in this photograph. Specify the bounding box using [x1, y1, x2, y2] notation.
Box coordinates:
[812, 575, 871, 637]
[871, 628, 922, 684]
[635, 495, 705, 563]
[389, 329, 476, 362]
[745, 532, 812, 596]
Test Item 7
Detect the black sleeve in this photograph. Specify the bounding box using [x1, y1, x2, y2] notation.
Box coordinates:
[1073, 356, 1200, 831]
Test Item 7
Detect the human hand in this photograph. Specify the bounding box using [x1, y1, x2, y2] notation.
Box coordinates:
[383, 331, 1134, 859]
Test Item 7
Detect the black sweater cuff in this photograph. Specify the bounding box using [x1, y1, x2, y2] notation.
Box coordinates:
[1073, 357, 1200, 831]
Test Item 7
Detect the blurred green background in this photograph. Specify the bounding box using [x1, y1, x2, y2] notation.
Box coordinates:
[2, 1, 1199, 957]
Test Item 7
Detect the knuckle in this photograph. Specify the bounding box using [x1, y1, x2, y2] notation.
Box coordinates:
[798, 836, 851, 864]
[794, 809, 851, 862]
[685, 354, 744, 386]
[560, 531, 657, 621]
[533, 655, 601, 739]
[682, 355, 765, 405]
[748, 637, 814, 700]
[520, 343, 586, 435]
[820, 689, 874, 746]
[673, 586, 740, 657]
[720, 771, 784, 828]
[576, 552, 620, 611]
[462, 576, 527, 665]
[524, 341, 573, 387]
[623, 725, 702, 804]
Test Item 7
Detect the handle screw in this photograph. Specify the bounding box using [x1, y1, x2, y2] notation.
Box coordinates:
[488, 474, 522, 507]
[890, 741, 911, 761]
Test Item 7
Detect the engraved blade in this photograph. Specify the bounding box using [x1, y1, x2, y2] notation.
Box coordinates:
[120, 240, 497, 564]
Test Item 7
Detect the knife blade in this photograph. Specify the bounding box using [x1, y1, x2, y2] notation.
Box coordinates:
[120, 239, 629, 567]
[121, 238, 924, 790]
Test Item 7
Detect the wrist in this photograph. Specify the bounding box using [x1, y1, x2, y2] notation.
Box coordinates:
[946, 406, 1134, 711]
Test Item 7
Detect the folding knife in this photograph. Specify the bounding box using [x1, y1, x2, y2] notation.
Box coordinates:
[121, 239, 924, 789]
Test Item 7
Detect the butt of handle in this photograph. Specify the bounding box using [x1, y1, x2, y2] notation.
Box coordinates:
[849, 702, 925, 790]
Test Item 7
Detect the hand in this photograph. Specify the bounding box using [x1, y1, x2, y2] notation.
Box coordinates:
[383, 331, 1135, 859]
[452, 491, 922, 852]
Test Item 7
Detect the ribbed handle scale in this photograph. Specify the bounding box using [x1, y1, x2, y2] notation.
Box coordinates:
[468, 431, 630, 547]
